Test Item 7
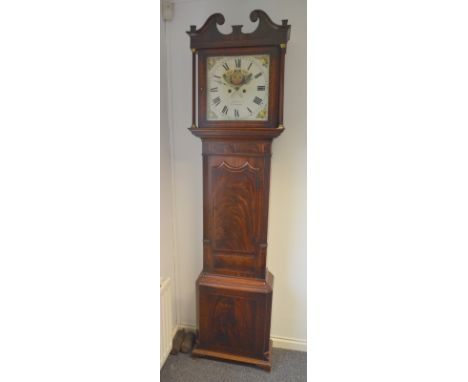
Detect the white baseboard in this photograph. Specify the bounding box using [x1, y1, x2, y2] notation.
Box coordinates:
[270, 335, 307, 352]
[179, 323, 306, 352]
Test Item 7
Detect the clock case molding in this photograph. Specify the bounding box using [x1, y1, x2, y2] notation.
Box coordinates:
[187, 10, 290, 371]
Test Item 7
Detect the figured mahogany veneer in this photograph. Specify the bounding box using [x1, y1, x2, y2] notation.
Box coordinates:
[187, 10, 290, 371]
[189, 128, 282, 370]
[190, 128, 283, 280]
[187, 10, 290, 50]
[192, 272, 274, 371]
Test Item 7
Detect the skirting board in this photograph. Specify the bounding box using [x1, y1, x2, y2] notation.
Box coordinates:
[179, 323, 307, 352]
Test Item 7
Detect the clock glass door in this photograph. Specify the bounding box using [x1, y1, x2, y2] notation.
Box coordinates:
[206, 55, 270, 121]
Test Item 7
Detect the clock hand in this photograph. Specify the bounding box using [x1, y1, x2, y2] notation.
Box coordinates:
[230, 87, 245, 99]
[223, 81, 238, 89]
[233, 82, 249, 94]
[214, 80, 228, 86]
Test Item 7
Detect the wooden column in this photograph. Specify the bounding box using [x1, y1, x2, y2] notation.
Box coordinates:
[191, 48, 197, 128]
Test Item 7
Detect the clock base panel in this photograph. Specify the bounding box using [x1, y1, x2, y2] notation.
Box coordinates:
[193, 271, 274, 371]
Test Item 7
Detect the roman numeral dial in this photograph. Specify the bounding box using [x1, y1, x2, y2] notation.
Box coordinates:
[206, 54, 270, 121]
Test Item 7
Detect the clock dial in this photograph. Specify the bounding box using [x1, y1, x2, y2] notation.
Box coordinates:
[206, 55, 269, 121]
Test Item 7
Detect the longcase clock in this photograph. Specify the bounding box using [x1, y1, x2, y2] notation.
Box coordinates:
[187, 10, 291, 371]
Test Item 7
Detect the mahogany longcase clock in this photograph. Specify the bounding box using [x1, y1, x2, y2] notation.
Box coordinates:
[187, 10, 290, 371]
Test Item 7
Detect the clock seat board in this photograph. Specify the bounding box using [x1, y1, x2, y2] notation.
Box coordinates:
[187, 10, 290, 371]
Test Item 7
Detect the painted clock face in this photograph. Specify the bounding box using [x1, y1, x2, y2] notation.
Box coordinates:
[206, 55, 269, 121]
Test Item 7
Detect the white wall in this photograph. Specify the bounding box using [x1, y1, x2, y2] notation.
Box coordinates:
[162, 0, 307, 344]
[160, 2, 178, 335]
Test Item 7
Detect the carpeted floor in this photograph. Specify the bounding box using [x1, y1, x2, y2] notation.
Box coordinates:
[160, 348, 307, 382]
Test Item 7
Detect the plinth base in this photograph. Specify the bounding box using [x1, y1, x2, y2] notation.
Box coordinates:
[192, 339, 272, 372]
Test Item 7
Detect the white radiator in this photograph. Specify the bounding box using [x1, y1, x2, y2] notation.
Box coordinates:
[160, 277, 173, 368]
